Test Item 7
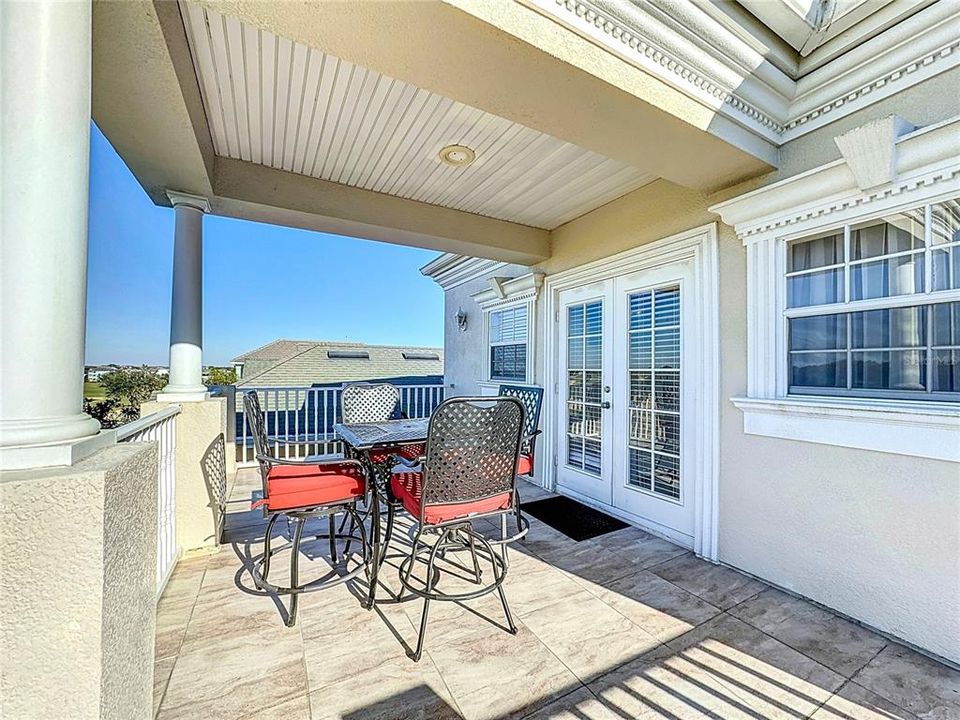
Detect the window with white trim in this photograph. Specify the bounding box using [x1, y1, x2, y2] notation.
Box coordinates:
[786, 199, 960, 401]
[489, 305, 528, 382]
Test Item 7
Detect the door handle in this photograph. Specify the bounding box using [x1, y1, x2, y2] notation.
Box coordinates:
[601, 401, 611, 409]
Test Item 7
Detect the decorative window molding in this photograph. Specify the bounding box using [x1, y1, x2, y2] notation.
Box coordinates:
[711, 115, 960, 461]
[420, 253, 508, 290]
[519, 0, 960, 151]
[473, 273, 544, 387]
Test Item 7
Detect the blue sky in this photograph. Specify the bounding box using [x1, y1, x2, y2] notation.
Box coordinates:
[85, 124, 444, 366]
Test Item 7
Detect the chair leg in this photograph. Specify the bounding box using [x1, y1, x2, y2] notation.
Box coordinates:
[409, 529, 444, 662]
[365, 494, 382, 609]
[343, 502, 356, 557]
[381, 502, 396, 566]
[257, 513, 280, 589]
[467, 531, 483, 584]
[499, 513, 510, 568]
[287, 516, 305, 627]
[497, 584, 518, 635]
[328, 512, 339, 565]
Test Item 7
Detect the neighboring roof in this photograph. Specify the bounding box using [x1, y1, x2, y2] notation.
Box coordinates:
[234, 340, 443, 387]
[232, 339, 319, 363]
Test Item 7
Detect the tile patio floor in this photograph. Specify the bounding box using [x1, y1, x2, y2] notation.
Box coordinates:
[154, 468, 959, 720]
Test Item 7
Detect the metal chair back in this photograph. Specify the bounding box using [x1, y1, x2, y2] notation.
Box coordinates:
[341, 383, 400, 424]
[497, 384, 543, 440]
[420, 396, 524, 514]
[242, 391, 271, 491]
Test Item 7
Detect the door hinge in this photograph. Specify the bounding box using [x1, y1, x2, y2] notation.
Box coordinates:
[552, 453, 558, 467]
[553, 381, 559, 394]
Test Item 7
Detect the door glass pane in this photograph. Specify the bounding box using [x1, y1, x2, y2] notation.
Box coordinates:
[566, 300, 603, 475]
[628, 286, 681, 500]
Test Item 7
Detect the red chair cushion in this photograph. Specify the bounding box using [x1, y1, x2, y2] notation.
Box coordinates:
[390, 471, 511, 524]
[370, 443, 425, 464]
[253, 463, 365, 511]
[516, 453, 534, 476]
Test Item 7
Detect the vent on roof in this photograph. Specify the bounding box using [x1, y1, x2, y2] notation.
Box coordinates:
[402, 352, 440, 361]
[327, 350, 369, 359]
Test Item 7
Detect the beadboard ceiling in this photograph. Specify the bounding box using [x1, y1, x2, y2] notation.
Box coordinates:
[179, 1, 655, 230]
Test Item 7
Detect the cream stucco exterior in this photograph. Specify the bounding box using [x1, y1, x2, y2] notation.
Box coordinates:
[432, 68, 960, 664]
[0, 443, 159, 719]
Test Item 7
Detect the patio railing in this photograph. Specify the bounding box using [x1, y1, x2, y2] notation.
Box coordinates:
[117, 404, 181, 599]
[234, 383, 445, 466]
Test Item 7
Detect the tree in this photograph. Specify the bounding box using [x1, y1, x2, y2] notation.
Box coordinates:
[94, 367, 166, 428]
[207, 367, 238, 385]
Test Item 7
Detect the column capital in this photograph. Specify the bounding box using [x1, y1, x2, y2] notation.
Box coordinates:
[166, 190, 210, 213]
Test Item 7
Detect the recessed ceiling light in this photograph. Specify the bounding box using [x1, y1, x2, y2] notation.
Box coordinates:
[438, 144, 476, 167]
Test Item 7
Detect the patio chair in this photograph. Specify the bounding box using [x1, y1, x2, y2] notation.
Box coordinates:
[340, 382, 425, 464]
[339, 382, 425, 550]
[383, 395, 526, 661]
[243, 391, 370, 627]
[496, 384, 544, 547]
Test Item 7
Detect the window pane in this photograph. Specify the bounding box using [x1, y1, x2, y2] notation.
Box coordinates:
[932, 247, 960, 291]
[630, 292, 652, 330]
[568, 305, 584, 336]
[789, 232, 843, 272]
[851, 215, 924, 260]
[654, 288, 680, 326]
[630, 371, 652, 408]
[567, 337, 584, 369]
[629, 408, 652, 448]
[629, 331, 652, 369]
[933, 350, 960, 393]
[655, 372, 680, 413]
[584, 336, 602, 369]
[851, 306, 925, 349]
[788, 267, 843, 308]
[790, 352, 846, 388]
[628, 449, 652, 489]
[585, 301, 602, 335]
[790, 315, 847, 351]
[654, 328, 680, 369]
[852, 350, 926, 391]
[654, 413, 680, 455]
[931, 200, 960, 246]
[933, 302, 960, 347]
[653, 454, 680, 500]
[584, 371, 602, 404]
[850, 254, 924, 300]
[490, 344, 525, 381]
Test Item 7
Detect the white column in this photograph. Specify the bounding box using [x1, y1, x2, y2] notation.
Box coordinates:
[158, 192, 210, 402]
[0, 0, 106, 469]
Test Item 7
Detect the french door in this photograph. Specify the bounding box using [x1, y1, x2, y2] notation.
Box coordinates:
[555, 260, 696, 545]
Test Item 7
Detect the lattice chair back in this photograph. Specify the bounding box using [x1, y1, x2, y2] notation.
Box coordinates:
[498, 384, 543, 441]
[421, 396, 524, 511]
[341, 383, 400, 424]
[242, 391, 271, 489]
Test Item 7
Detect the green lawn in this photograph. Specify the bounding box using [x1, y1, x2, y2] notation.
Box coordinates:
[84, 381, 106, 400]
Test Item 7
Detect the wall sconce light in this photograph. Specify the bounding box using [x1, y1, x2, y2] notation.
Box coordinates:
[455, 307, 468, 332]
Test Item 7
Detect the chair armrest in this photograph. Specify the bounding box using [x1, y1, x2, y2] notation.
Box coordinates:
[392, 454, 425, 469]
[256, 454, 366, 472]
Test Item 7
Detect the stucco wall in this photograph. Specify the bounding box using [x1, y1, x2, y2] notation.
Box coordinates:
[441, 263, 530, 397]
[0, 442, 159, 719]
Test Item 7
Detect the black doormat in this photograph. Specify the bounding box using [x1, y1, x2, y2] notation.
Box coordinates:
[522, 496, 629, 542]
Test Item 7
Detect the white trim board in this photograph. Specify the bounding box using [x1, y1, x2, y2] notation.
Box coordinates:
[541, 223, 721, 561]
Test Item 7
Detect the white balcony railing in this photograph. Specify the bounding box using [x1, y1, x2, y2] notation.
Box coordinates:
[234, 383, 445, 466]
[117, 404, 181, 599]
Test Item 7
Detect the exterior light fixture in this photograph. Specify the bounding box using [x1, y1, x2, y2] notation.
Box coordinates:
[439, 144, 476, 168]
[455, 307, 468, 332]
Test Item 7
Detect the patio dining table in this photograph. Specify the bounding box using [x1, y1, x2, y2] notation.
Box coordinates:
[334, 417, 429, 606]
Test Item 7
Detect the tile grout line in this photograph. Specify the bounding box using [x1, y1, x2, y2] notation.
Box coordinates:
[154, 564, 207, 718]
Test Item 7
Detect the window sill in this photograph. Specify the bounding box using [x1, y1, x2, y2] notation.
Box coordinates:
[730, 396, 960, 462]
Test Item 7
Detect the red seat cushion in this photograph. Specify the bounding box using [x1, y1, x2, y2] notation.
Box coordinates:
[253, 463, 365, 511]
[370, 443, 425, 464]
[516, 453, 534, 476]
[390, 471, 511, 524]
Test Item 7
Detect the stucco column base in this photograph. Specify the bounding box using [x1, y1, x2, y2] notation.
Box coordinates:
[155, 388, 210, 402]
[0, 443, 159, 720]
[142, 396, 227, 551]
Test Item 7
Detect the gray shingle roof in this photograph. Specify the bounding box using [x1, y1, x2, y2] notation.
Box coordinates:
[234, 340, 443, 387]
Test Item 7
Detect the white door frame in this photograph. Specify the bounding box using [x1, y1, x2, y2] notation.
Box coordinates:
[541, 223, 721, 560]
